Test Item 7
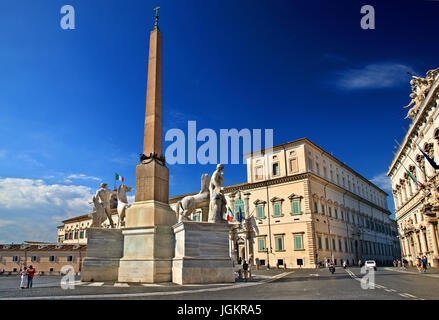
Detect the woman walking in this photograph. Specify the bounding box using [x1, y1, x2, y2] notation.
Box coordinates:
[19, 267, 27, 289]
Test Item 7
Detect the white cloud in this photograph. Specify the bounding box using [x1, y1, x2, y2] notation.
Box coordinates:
[67, 173, 101, 181]
[370, 172, 392, 192]
[335, 63, 415, 90]
[0, 219, 16, 228]
[0, 177, 94, 243]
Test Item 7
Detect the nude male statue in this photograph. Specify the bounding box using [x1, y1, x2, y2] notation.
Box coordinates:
[94, 182, 116, 228]
[209, 164, 224, 195]
[208, 164, 227, 222]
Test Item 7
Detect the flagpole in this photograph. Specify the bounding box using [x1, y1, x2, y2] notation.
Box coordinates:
[393, 138, 424, 173]
[392, 151, 428, 196]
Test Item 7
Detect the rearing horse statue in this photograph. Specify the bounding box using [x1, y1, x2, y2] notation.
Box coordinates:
[176, 174, 211, 222]
[117, 184, 132, 228]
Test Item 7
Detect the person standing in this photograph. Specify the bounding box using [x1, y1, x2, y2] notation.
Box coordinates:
[416, 257, 422, 272]
[242, 260, 249, 282]
[19, 267, 27, 289]
[26, 265, 36, 288]
[422, 256, 428, 273]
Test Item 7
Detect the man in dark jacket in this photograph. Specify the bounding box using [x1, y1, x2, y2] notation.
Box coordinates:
[242, 260, 249, 282]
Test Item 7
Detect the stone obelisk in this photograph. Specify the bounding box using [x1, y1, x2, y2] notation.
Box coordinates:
[118, 8, 177, 283]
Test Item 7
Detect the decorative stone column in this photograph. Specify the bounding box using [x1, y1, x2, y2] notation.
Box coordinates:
[420, 227, 428, 256]
[228, 193, 236, 217]
[427, 220, 439, 267]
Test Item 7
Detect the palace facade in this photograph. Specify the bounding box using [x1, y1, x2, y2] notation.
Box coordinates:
[388, 68, 439, 267]
[170, 138, 400, 269]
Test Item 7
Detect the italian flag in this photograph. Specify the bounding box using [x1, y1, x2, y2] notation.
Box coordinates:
[226, 207, 234, 222]
[406, 169, 423, 188]
[115, 173, 124, 182]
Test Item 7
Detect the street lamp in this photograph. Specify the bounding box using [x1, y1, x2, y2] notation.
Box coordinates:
[266, 247, 271, 270]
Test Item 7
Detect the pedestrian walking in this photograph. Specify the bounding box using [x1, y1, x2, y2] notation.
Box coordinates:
[19, 267, 27, 289]
[416, 257, 422, 272]
[26, 265, 36, 288]
[242, 260, 249, 282]
[422, 256, 428, 273]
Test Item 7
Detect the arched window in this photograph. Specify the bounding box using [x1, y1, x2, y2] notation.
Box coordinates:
[235, 198, 245, 220]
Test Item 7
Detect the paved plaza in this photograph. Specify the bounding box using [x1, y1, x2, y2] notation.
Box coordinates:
[1, 267, 438, 300]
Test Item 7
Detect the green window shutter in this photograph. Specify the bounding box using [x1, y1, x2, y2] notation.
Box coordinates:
[335, 209, 338, 219]
[257, 206, 264, 219]
[292, 200, 300, 214]
[276, 237, 283, 250]
[295, 235, 303, 250]
[318, 236, 322, 250]
[321, 205, 325, 215]
[332, 239, 336, 251]
[314, 202, 318, 213]
[325, 238, 329, 250]
[258, 238, 265, 251]
[328, 207, 332, 217]
[274, 203, 281, 216]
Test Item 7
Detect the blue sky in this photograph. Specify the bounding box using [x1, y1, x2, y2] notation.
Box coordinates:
[1, 0, 438, 243]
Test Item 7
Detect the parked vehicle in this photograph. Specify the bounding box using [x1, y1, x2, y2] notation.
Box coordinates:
[365, 260, 377, 271]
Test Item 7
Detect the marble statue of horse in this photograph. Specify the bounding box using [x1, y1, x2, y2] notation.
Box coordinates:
[176, 174, 211, 222]
[117, 184, 132, 228]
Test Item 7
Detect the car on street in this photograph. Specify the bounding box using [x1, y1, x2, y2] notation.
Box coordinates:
[365, 260, 377, 271]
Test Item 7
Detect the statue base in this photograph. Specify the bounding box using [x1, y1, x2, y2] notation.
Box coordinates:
[117, 200, 177, 283]
[81, 228, 124, 282]
[172, 221, 234, 285]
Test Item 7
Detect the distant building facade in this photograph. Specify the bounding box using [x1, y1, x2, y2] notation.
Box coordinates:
[56, 210, 119, 245]
[57, 192, 119, 244]
[0, 242, 86, 275]
[171, 138, 400, 269]
[388, 68, 439, 267]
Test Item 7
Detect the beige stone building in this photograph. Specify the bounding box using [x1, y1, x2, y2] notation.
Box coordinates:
[56, 209, 120, 245]
[171, 138, 400, 269]
[0, 242, 86, 275]
[388, 68, 439, 267]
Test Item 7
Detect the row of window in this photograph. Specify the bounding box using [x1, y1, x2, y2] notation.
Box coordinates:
[313, 200, 396, 236]
[308, 157, 385, 208]
[316, 235, 395, 257]
[64, 230, 87, 241]
[257, 234, 304, 252]
[254, 154, 299, 181]
[10, 255, 75, 262]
